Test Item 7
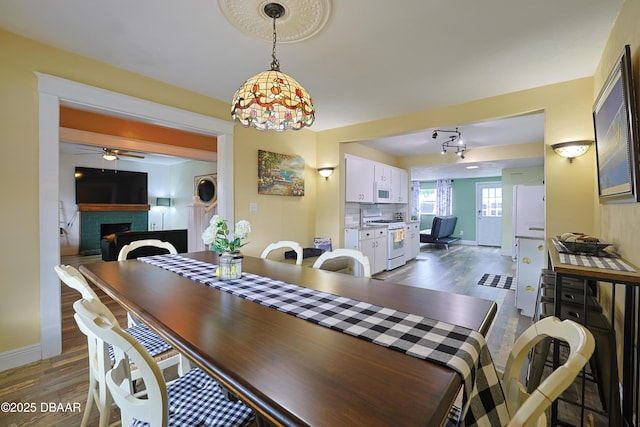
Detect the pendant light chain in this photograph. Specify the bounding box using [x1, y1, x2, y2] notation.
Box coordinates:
[270, 14, 280, 71]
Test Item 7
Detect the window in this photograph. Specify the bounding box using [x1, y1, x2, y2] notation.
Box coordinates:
[481, 187, 502, 217]
[419, 188, 437, 215]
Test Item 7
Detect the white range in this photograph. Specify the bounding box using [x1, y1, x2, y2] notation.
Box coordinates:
[362, 217, 407, 271]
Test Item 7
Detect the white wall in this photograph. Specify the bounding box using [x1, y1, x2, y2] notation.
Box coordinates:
[166, 160, 218, 230]
[59, 151, 216, 255]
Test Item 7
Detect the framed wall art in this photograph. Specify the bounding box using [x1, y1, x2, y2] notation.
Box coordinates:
[592, 44, 640, 203]
[258, 149, 305, 196]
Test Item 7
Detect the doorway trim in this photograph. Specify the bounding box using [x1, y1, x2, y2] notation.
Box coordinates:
[37, 73, 234, 359]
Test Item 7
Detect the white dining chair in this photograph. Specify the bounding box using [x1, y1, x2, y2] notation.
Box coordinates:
[312, 248, 372, 278]
[117, 238, 178, 261]
[117, 239, 178, 325]
[73, 298, 255, 427]
[447, 316, 595, 427]
[260, 240, 304, 265]
[55, 264, 189, 427]
[504, 316, 594, 426]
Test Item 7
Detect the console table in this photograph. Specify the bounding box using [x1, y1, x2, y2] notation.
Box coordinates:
[547, 238, 640, 426]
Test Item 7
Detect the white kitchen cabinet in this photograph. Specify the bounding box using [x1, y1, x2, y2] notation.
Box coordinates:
[345, 155, 374, 203]
[391, 167, 408, 203]
[374, 162, 391, 184]
[345, 227, 387, 275]
[360, 227, 388, 274]
[405, 221, 420, 260]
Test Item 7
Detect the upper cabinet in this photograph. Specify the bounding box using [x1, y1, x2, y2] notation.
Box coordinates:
[374, 163, 391, 184]
[345, 154, 408, 204]
[391, 168, 408, 203]
[345, 154, 374, 203]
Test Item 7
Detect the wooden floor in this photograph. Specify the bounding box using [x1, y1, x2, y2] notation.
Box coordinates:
[0, 245, 529, 426]
[0, 254, 122, 426]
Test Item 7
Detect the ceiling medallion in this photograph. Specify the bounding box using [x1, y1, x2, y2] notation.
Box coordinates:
[217, 0, 332, 43]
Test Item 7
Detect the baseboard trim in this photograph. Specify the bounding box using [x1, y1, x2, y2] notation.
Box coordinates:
[0, 343, 42, 372]
[458, 239, 477, 246]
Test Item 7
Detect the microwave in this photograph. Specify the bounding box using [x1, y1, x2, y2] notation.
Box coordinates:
[374, 182, 392, 203]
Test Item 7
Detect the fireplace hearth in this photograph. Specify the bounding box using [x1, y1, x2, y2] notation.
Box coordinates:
[100, 222, 132, 239]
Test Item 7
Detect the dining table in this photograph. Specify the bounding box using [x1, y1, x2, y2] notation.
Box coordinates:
[79, 251, 499, 427]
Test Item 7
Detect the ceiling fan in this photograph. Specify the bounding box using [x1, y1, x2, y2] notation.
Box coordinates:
[101, 148, 145, 161]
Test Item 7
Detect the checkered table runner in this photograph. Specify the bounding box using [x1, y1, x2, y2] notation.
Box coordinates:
[139, 254, 510, 426]
[559, 253, 636, 272]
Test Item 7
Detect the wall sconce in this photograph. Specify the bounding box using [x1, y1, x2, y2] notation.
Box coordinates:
[318, 167, 335, 180]
[551, 140, 593, 163]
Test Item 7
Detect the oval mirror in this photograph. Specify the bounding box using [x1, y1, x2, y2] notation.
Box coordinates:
[194, 174, 217, 205]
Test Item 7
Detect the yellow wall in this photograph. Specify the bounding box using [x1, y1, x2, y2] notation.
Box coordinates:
[594, 0, 640, 265]
[233, 126, 318, 257]
[589, 0, 640, 376]
[0, 30, 221, 353]
[2, 5, 627, 362]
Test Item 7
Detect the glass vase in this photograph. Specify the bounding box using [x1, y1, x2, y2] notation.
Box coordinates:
[219, 251, 243, 280]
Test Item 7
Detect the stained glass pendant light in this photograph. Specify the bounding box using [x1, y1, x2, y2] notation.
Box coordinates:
[231, 3, 315, 131]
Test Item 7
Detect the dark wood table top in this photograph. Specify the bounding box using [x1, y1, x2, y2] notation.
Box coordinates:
[80, 251, 497, 427]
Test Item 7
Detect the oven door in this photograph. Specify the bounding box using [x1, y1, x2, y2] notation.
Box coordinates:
[388, 229, 406, 258]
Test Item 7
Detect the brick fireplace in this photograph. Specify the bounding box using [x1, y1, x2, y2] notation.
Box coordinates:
[78, 204, 149, 255]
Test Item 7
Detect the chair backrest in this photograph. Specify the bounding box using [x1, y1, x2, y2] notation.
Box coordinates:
[431, 216, 457, 239]
[312, 248, 372, 278]
[117, 239, 178, 261]
[54, 264, 118, 325]
[260, 240, 304, 265]
[503, 316, 595, 427]
[73, 298, 168, 427]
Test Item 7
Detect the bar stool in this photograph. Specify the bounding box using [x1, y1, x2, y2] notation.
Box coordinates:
[528, 302, 622, 426]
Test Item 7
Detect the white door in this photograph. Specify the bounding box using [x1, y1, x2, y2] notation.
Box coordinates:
[476, 182, 502, 247]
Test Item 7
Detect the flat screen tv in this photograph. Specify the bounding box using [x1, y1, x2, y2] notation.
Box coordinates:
[75, 166, 148, 204]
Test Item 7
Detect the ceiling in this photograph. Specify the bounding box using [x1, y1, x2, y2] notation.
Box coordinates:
[1, 0, 621, 179]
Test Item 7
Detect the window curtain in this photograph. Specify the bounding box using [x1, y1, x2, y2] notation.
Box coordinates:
[411, 181, 420, 219]
[436, 179, 452, 216]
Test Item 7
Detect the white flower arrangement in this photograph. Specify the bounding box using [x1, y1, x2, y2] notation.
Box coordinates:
[202, 215, 251, 253]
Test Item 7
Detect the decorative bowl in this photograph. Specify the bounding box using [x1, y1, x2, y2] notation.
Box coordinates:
[561, 240, 611, 254]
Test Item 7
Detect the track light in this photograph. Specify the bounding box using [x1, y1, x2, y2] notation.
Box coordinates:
[433, 127, 467, 158]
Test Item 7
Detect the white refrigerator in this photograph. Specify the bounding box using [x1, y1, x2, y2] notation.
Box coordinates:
[513, 185, 545, 317]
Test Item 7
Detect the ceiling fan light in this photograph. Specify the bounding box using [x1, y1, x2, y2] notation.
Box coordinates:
[102, 153, 118, 161]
